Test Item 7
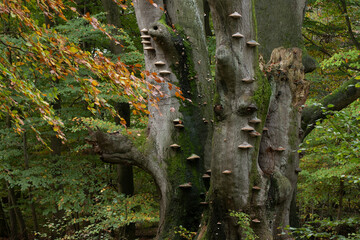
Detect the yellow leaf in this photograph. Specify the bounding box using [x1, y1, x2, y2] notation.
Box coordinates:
[91, 80, 99, 86]
[69, 46, 78, 53]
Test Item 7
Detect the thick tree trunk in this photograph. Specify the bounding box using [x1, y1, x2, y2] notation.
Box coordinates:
[93, 1, 316, 239]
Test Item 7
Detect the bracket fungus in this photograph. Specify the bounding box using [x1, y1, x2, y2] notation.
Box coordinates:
[241, 77, 255, 83]
[170, 144, 181, 149]
[249, 117, 261, 124]
[238, 142, 253, 149]
[232, 32, 244, 38]
[249, 131, 261, 137]
[263, 127, 269, 132]
[229, 11, 242, 18]
[241, 125, 255, 132]
[202, 174, 211, 179]
[140, 28, 148, 33]
[159, 70, 171, 75]
[173, 118, 182, 124]
[179, 182, 192, 188]
[295, 168, 302, 173]
[174, 124, 184, 129]
[222, 170, 232, 174]
[154, 61, 166, 66]
[246, 40, 260, 47]
[252, 186, 261, 190]
[144, 47, 155, 50]
[141, 35, 151, 39]
[141, 40, 151, 44]
[206, 169, 212, 174]
[275, 146, 285, 152]
[187, 154, 200, 161]
[238, 103, 258, 115]
[200, 202, 209, 205]
[252, 218, 261, 223]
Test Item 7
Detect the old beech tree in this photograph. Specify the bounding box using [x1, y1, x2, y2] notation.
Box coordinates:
[93, 0, 360, 239]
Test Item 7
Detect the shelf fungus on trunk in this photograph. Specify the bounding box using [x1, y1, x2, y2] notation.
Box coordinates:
[246, 40, 260, 47]
[173, 118, 182, 124]
[187, 154, 200, 161]
[238, 142, 253, 149]
[274, 146, 285, 152]
[202, 173, 211, 179]
[200, 202, 209, 205]
[141, 35, 151, 39]
[140, 28, 148, 33]
[202, 118, 209, 124]
[179, 182, 192, 188]
[222, 170, 232, 174]
[159, 70, 171, 75]
[232, 32, 244, 38]
[241, 125, 255, 132]
[252, 186, 261, 190]
[229, 11, 242, 18]
[249, 117, 262, 124]
[249, 131, 261, 137]
[241, 77, 255, 83]
[252, 218, 261, 223]
[174, 124, 184, 129]
[144, 46, 155, 50]
[170, 144, 181, 149]
[154, 61, 166, 66]
[141, 40, 151, 44]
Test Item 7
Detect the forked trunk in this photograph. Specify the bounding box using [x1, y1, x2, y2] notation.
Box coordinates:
[97, 0, 309, 239]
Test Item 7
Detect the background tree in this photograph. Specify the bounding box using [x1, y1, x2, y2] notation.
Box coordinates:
[0, 1, 159, 239]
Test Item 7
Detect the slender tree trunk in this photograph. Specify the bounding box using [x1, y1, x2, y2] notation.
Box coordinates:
[23, 132, 39, 232]
[4, 114, 28, 240]
[7, 182, 28, 240]
[203, 0, 212, 36]
[0, 198, 10, 238]
[337, 179, 344, 220]
[8, 193, 18, 240]
[101, 1, 136, 238]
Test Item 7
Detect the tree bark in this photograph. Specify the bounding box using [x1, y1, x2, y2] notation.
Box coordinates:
[101, 1, 136, 238]
[6, 182, 28, 240]
[23, 132, 39, 232]
[0, 198, 10, 238]
[91, 0, 360, 239]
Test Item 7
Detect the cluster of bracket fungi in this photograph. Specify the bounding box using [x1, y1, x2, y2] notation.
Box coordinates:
[140, 28, 172, 77]
[139, 12, 287, 222]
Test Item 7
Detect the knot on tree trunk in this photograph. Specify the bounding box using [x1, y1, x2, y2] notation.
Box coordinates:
[267, 47, 310, 107]
[149, 22, 179, 61]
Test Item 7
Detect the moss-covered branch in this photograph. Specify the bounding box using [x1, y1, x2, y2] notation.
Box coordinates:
[301, 77, 360, 138]
[89, 131, 146, 167]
